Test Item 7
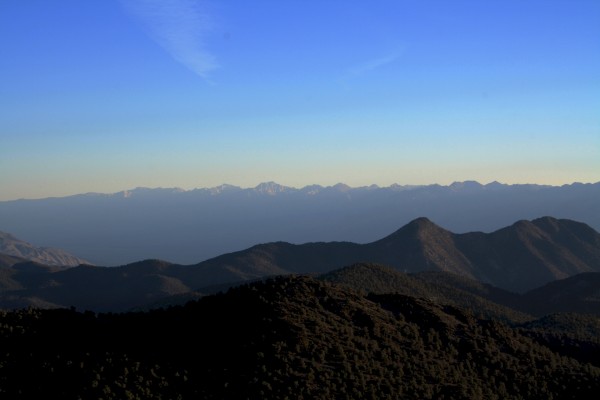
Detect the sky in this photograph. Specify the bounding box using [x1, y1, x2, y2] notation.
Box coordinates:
[1, 0, 599, 201]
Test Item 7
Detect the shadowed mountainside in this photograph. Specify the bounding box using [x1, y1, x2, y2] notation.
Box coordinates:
[1, 217, 600, 311]
[184, 216, 600, 293]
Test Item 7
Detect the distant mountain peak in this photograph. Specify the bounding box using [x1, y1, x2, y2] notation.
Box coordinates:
[253, 182, 293, 195]
[207, 184, 241, 195]
[449, 181, 484, 190]
[300, 184, 324, 195]
[376, 217, 450, 245]
[484, 181, 505, 189]
[332, 183, 351, 192]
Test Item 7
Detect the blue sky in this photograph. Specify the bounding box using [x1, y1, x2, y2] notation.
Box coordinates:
[1, 0, 599, 200]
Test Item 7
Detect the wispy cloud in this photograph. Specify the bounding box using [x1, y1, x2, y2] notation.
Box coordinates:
[340, 51, 403, 83]
[122, 0, 217, 80]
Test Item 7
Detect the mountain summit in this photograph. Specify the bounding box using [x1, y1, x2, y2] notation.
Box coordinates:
[370, 217, 473, 276]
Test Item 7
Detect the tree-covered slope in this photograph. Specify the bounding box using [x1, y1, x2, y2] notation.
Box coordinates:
[0, 275, 598, 399]
[320, 263, 531, 323]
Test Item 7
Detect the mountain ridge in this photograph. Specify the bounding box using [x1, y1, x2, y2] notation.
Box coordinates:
[1, 216, 600, 311]
[189, 216, 600, 292]
[8, 180, 598, 201]
[1, 181, 598, 265]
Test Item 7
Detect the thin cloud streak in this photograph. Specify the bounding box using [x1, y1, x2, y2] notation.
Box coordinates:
[122, 0, 217, 79]
[341, 51, 403, 82]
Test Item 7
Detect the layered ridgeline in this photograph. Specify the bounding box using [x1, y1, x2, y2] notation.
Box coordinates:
[1, 217, 600, 312]
[192, 216, 600, 292]
[0, 230, 90, 267]
[0, 275, 599, 399]
[0, 181, 598, 265]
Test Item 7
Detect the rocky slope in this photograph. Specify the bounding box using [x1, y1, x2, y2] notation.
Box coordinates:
[0, 231, 90, 267]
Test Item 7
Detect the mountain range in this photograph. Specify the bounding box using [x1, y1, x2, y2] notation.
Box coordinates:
[2, 214, 600, 397]
[1, 216, 599, 312]
[1, 181, 598, 265]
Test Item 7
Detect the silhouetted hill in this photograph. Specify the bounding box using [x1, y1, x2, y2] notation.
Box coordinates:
[1, 217, 599, 311]
[366, 217, 474, 275]
[188, 216, 600, 293]
[1, 181, 597, 265]
[0, 275, 598, 399]
[0, 230, 91, 266]
[0, 259, 192, 311]
[183, 241, 366, 287]
[456, 217, 600, 291]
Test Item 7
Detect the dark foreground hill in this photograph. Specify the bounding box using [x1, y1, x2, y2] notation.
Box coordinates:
[1, 275, 599, 399]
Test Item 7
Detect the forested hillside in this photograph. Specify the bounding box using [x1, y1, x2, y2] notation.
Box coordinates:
[1, 275, 598, 399]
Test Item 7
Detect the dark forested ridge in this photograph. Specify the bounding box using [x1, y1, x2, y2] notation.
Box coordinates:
[1, 216, 600, 311]
[1, 275, 599, 399]
[320, 263, 532, 323]
[320, 263, 600, 318]
[522, 272, 600, 316]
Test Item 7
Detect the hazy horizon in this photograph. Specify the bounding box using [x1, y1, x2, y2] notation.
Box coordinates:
[2, 179, 600, 202]
[1, 0, 599, 201]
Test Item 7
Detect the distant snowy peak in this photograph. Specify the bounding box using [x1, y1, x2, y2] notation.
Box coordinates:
[27, 181, 600, 202]
[252, 182, 295, 195]
[300, 184, 324, 195]
[206, 184, 242, 195]
[117, 187, 186, 199]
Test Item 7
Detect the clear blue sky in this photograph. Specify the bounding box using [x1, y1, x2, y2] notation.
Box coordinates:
[1, 0, 599, 200]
